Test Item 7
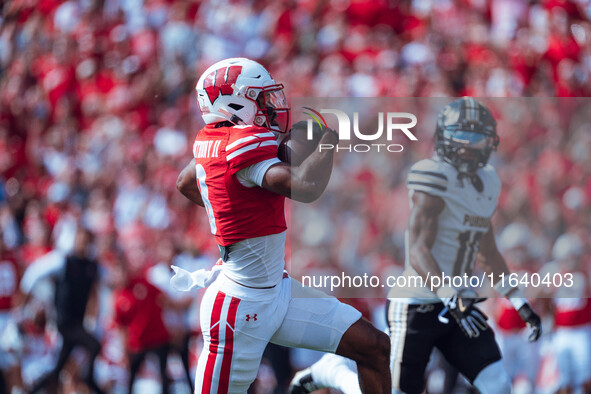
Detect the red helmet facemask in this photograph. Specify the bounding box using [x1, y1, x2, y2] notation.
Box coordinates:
[248, 84, 290, 133]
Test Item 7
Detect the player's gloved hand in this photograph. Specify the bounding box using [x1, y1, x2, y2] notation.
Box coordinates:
[438, 288, 489, 339]
[517, 303, 542, 342]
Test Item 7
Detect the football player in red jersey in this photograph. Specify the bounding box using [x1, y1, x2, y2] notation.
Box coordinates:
[175, 57, 390, 393]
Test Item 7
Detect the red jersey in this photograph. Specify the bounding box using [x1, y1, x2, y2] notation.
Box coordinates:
[554, 298, 591, 327]
[495, 298, 526, 331]
[115, 276, 170, 352]
[193, 124, 286, 246]
[0, 252, 20, 311]
[553, 270, 591, 327]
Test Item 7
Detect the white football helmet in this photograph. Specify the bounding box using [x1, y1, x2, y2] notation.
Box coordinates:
[196, 57, 290, 133]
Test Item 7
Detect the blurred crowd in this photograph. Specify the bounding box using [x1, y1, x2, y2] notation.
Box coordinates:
[1, 0, 591, 393]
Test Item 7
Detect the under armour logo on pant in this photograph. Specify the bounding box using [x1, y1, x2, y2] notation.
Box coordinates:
[245, 314, 257, 321]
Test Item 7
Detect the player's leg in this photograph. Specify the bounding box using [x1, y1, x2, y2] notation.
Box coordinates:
[387, 301, 440, 394]
[195, 278, 283, 393]
[335, 317, 391, 393]
[195, 287, 245, 394]
[271, 278, 390, 394]
[436, 310, 509, 394]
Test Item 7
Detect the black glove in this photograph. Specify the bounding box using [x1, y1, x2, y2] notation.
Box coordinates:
[517, 303, 542, 342]
[442, 289, 489, 339]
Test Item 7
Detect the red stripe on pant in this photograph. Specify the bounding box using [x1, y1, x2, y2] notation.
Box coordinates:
[217, 297, 241, 393]
[202, 291, 226, 393]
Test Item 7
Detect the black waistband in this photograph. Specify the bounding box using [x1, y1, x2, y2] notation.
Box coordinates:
[218, 244, 231, 262]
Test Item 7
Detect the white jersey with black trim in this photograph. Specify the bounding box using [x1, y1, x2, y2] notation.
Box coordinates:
[388, 157, 501, 303]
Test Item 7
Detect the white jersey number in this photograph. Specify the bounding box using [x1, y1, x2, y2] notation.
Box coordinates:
[195, 164, 217, 234]
[453, 230, 484, 276]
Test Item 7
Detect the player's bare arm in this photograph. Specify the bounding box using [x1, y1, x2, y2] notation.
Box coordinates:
[176, 159, 204, 207]
[262, 131, 339, 203]
[476, 224, 511, 283]
[478, 224, 542, 341]
[408, 190, 445, 291]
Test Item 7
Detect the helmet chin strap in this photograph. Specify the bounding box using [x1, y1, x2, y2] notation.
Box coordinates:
[216, 107, 246, 126]
[230, 114, 244, 125]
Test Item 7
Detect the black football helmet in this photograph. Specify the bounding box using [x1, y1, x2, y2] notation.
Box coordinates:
[435, 97, 499, 174]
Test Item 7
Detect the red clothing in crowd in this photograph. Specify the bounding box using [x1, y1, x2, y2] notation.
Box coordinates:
[555, 298, 591, 327]
[114, 276, 170, 353]
[0, 251, 20, 311]
[496, 298, 526, 332]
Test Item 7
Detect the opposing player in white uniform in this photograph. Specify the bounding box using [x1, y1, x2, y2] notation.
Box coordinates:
[174, 58, 390, 393]
[290, 98, 543, 394]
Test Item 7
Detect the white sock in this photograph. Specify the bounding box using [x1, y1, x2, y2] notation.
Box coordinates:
[310, 353, 361, 394]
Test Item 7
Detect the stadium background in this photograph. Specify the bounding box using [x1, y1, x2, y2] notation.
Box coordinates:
[1, 0, 591, 393]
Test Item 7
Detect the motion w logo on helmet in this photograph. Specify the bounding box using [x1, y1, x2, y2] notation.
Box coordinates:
[203, 65, 243, 104]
